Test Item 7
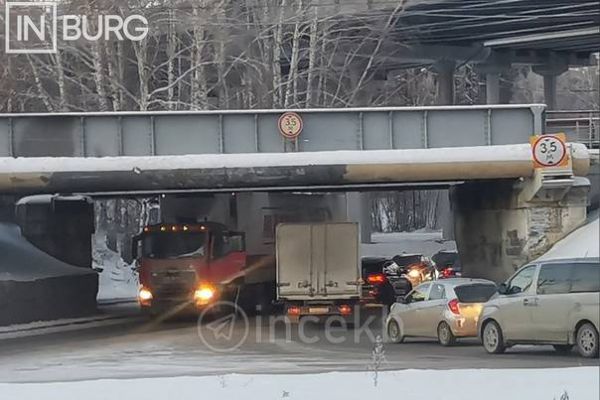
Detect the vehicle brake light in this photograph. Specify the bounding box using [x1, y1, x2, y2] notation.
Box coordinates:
[448, 299, 460, 315]
[338, 305, 352, 315]
[287, 306, 301, 316]
[367, 273, 386, 284]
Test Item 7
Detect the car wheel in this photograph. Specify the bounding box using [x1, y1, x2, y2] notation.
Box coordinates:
[387, 319, 404, 343]
[553, 344, 573, 354]
[576, 323, 599, 358]
[482, 320, 505, 354]
[437, 321, 456, 346]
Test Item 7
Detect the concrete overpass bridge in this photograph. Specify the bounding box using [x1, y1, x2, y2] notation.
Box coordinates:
[0, 104, 595, 283]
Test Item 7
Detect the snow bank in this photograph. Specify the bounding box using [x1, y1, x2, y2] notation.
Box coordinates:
[363, 230, 456, 258]
[0, 223, 94, 282]
[93, 234, 138, 301]
[0, 367, 596, 400]
[16, 194, 90, 206]
[537, 214, 600, 261]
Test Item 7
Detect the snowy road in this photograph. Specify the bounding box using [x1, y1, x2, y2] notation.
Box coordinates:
[0, 305, 597, 384]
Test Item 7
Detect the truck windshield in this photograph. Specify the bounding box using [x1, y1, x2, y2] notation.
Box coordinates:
[142, 232, 207, 259]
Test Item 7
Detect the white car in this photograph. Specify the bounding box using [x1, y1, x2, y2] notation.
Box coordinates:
[479, 258, 600, 358]
[386, 278, 497, 346]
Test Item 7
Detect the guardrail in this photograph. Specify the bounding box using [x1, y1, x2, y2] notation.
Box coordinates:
[0, 105, 544, 158]
[546, 110, 599, 149]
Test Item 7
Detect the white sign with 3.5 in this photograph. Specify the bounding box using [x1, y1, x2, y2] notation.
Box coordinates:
[532, 135, 567, 168]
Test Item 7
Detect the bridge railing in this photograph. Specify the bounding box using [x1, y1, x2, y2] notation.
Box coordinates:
[0, 105, 545, 158]
[546, 110, 600, 149]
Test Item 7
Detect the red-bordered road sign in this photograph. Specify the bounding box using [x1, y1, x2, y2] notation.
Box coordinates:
[278, 112, 303, 140]
[530, 133, 568, 168]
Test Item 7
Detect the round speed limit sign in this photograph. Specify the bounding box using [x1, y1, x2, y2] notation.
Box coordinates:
[531, 134, 567, 168]
[278, 112, 303, 140]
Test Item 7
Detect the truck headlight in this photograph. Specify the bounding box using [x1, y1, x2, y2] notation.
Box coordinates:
[194, 285, 216, 303]
[138, 288, 153, 304]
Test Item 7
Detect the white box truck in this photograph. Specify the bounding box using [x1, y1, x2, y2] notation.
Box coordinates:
[276, 222, 362, 319]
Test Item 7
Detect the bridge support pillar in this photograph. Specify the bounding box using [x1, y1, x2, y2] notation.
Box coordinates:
[0, 196, 17, 223]
[533, 60, 568, 110]
[346, 192, 372, 244]
[485, 72, 501, 104]
[477, 61, 510, 104]
[433, 60, 455, 105]
[452, 178, 589, 282]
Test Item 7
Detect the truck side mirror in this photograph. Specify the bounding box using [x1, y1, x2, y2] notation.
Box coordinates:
[229, 233, 245, 252]
[131, 235, 140, 259]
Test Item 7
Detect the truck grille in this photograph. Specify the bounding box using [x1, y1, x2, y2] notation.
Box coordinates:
[150, 269, 196, 297]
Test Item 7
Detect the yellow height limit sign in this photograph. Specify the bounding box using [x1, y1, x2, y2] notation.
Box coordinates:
[530, 133, 569, 169]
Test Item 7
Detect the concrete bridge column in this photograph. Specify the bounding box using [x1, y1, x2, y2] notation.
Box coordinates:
[433, 60, 456, 105]
[477, 62, 510, 104]
[452, 179, 589, 282]
[0, 196, 17, 223]
[346, 192, 372, 244]
[533, 59, 568, 110]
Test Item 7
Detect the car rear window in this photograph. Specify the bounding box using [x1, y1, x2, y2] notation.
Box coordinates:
[454, 284, 497, 303]
[393, 255, 422, 266]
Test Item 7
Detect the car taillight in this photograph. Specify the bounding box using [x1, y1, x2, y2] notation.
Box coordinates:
[448, 299, 460, 315]
[338, 305, 352, 315]
[287, 306, 301, 316]
[442, 267, 453, 278]
[367, 273, 386, 285]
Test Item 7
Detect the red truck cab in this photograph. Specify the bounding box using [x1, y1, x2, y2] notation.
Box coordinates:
[132, 222, 246, 314]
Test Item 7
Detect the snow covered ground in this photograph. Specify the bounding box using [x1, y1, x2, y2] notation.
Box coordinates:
[363, 230, 456, 258]
[0, 367, 597, 400]
[93, 234, 138, 301]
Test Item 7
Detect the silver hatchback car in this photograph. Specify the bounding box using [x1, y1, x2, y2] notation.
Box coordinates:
[479, 258, 600, 358]
[386, 278, 497, 346]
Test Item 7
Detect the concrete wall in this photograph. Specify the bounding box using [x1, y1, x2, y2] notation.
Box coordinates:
[452, 180, 588, 282]
[15, 196, 95, 269]
[0, 196, 16, 223]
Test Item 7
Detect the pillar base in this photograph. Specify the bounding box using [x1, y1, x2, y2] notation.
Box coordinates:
[452, 179, 588, 281]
